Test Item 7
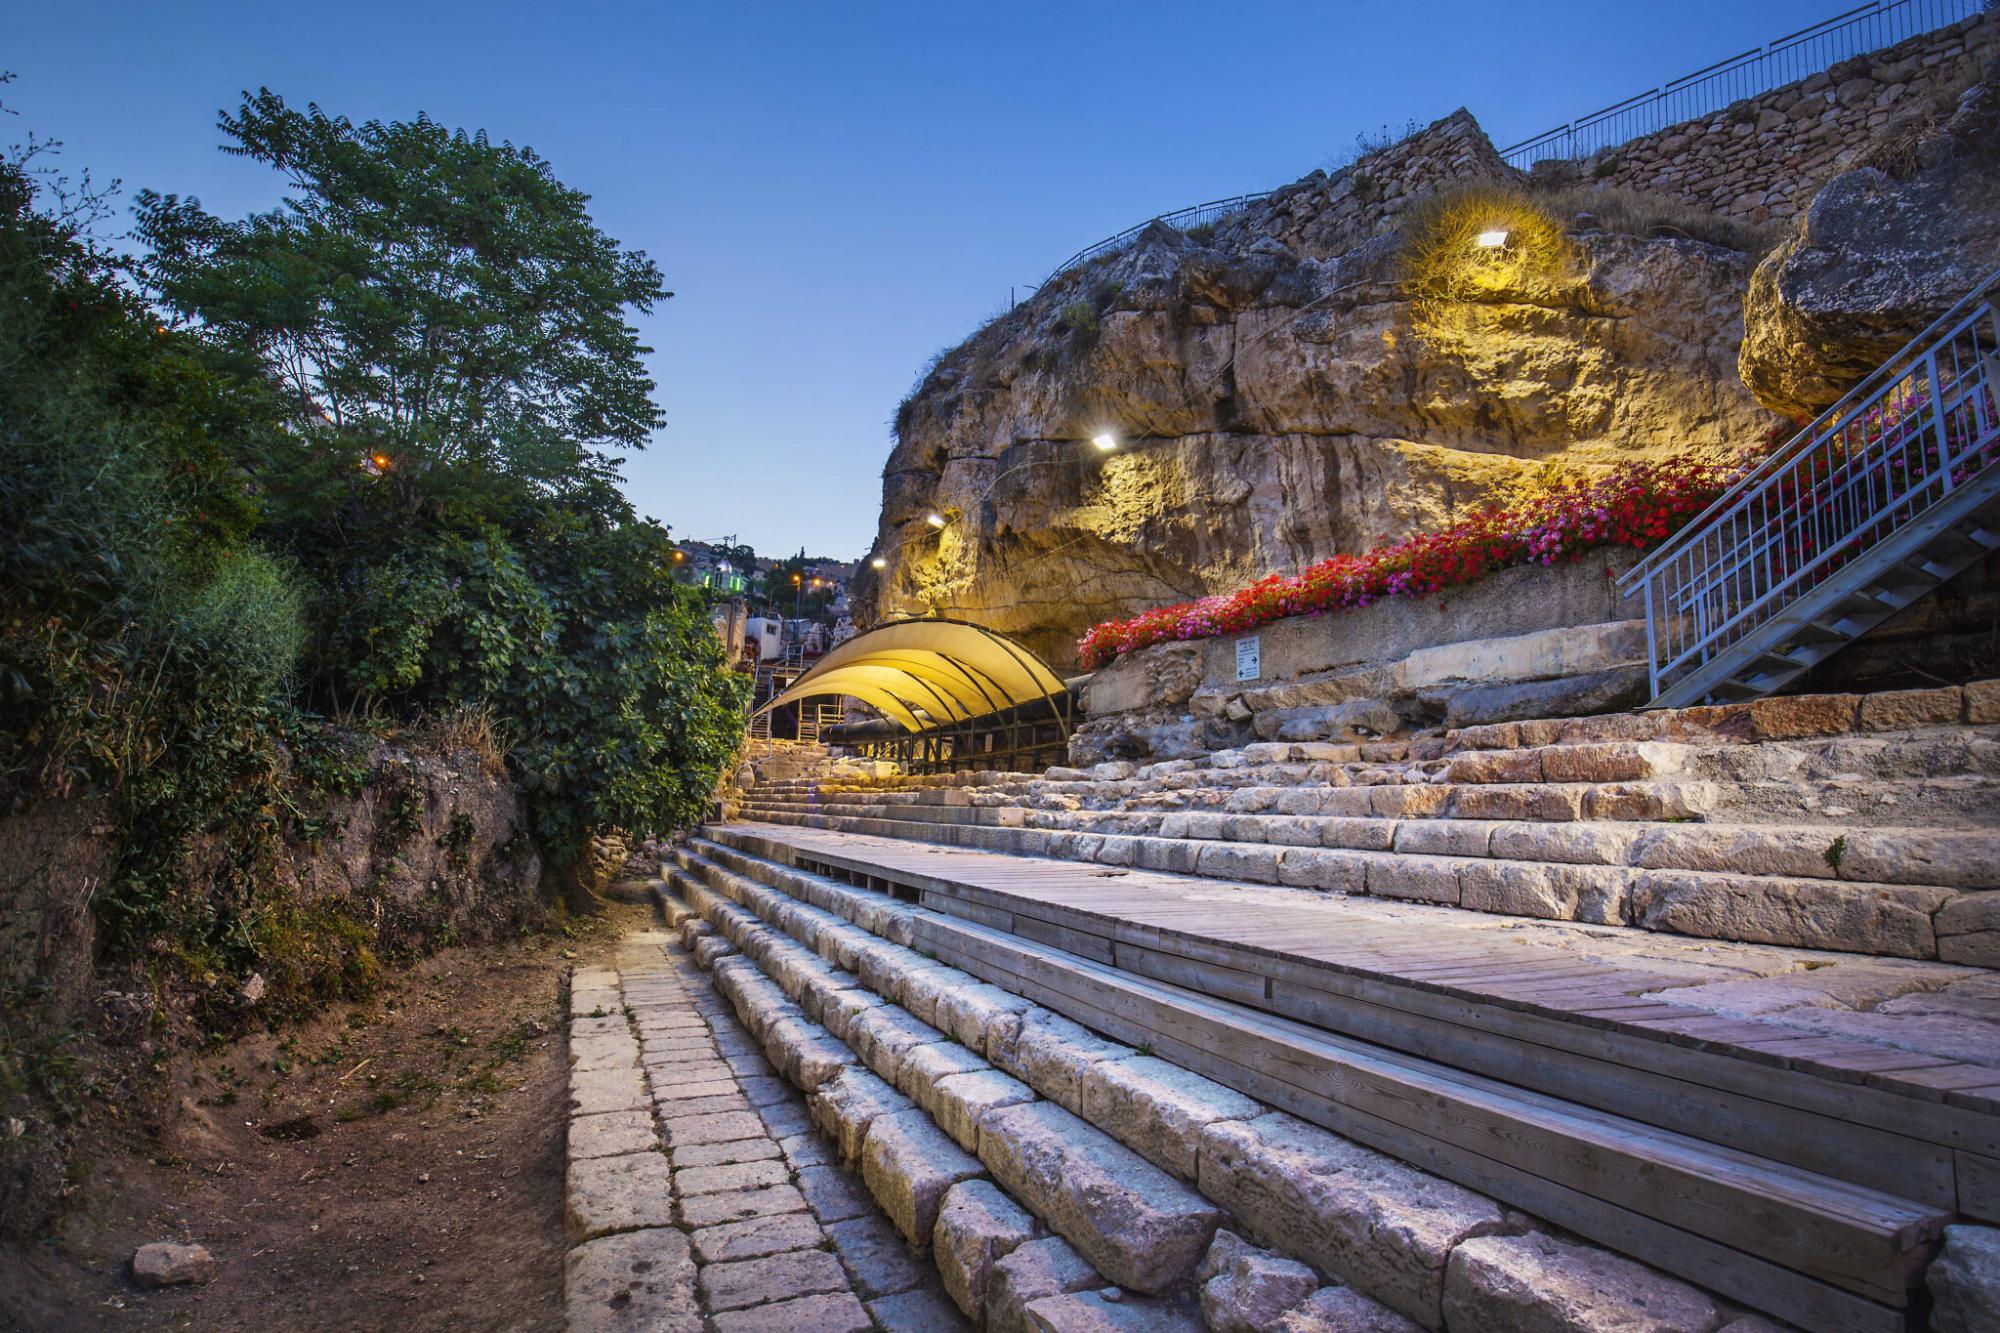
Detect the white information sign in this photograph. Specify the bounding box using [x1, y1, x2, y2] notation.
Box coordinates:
[1235, 635, 1261, 682]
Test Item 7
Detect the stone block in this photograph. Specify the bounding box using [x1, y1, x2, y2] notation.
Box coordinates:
[700, 1246, 850, 1312]
[677, 1158, 789, 1197]
[1858, 686, 1963, 731]
[711, 1293, 874, 1333]
[935, 1179, 1041, 1320]
[990, 1237, 1103, 1333]
[936, 984, 1037, 1059]
[1366, 856, 1461, 906]
[979, 1101, 1219, 1294]
[1631, 870, 1949, 958]
[862, 1108, 987, 1249]
[1442, 1233, 1720, 1333]
[848, 1004, 948, 1087]
[1445, 749, 1543, 785]
[1021, 1291, 1204, 1331]
[1966, 679, 2000, 725]
[1078, 1056, 1262, 1181]
[828, 1212, 932, 1298]
[901, 1040, 993, 1106]
[1272, 1286, 1424, 1332]
[676, 1181, 809, 1229]
[1538, 741, 1688, 784]
[931, 1069, 1040, 1152]
[1196, 842, 1283, 883]
[568, 1064, 651, 1117]
[993, 1013, 1134, 1113]
[565, 1150, 674, 1242]
[563, 1228, 699, 1333]
[567, 1109, 659, 1163]
[1275, 847, 1367, 893]
[798, 1162, 878, 1223]
[810, 1067, 914, 1164]
[1928, 1223, 2000, 1333]
[1200, 1234, 1319, 1333]
[689, 1211, 825, 1263]
[1745, 693, 1859, 739]
[870, 1283, 979, 1331]
[1458, 860, 1628, 925]
[1197, 1113, 1505, 1327]
[661, 1109, 766, 1148]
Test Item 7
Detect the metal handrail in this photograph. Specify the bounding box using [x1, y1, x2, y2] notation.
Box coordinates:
[1034, 1, 1982, 288]
[1042, 192, 1271, 287]
[1618, 266, 2000, 702]
[1498, 0, 1983, 169]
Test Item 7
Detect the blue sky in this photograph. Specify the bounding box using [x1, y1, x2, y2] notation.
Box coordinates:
[10, 0, 1841, 557]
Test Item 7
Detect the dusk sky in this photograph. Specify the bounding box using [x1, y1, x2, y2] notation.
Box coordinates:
[10, 0, 1840, 558]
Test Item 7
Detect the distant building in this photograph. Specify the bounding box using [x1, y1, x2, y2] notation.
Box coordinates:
[676, 540, 751, 594]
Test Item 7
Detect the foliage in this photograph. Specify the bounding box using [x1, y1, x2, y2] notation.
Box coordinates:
[136, 89, 669, 507]
[4, 85, 745, 984]
[1077, 457, 1743, 669]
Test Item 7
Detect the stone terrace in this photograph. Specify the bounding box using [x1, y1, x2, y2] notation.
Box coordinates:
[703, 680, 2000, 1331]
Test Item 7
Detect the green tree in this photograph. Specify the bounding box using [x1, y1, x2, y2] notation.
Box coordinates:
[135, 89, 669, 508]
[132, 90, 744, 885]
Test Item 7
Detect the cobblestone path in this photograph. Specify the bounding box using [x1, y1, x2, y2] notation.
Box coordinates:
[561, 928, 970, 1331]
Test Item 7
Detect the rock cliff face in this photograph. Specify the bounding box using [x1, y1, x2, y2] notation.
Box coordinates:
[1739, 70, 2000, 419]
[858, 114, 1773, 667]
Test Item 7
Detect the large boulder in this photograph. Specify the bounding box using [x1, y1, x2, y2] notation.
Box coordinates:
[1739, 73, 2000, 419]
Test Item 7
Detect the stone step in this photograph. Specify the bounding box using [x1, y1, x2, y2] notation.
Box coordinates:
[737, 796, 2000, 895]
[728, 805, 1989, 961]
[655, 866, 1334, 1331]
[660, 853, 1746, 1333]
[669, 835, 1961, 1333]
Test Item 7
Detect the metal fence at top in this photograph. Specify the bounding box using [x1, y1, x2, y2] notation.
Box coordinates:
[1042, 192, 1271, 287]
[1498, 0, 1986, 169]
[1032, 1, 1984, 290]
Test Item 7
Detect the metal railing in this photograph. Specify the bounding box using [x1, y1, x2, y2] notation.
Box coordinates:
[1498, 0, 1984, 169]
[1032, 1, 1982, 289]
[1041, 192, 1271, 287]
[1619, 266, 2000, 705]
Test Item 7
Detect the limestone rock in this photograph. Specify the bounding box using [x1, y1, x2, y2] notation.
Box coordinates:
[935, 1179, 1042, 1320]
[564, 1229, 700, 1332]
[990, 1237, 1105, 1333]
[1740, 77, 2000, 418]
[1022, 1289, 1205, 1332]
[978, 1101, 1220, 1294]
[1078, 1056, 1261, 1181]
[1198, 1232, 1319, 1333]
[1929, 1223, 2000, 1333]
[1441, 1232, 1722, 1333]
[861, 111, 1767, 667]
[130, 1241, 216, 1288]
[1196, 1112, 1506, 1328]
[1272, 1286, 1425, 1333]
[564, 1150, 675, 1242]
[860, 1108, 986, 1249]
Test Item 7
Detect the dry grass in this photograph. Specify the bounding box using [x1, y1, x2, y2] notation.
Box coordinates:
[1397, 184, 1574, 309]
[420, 704, 507, 775]
[1536, 184, 1777, 254]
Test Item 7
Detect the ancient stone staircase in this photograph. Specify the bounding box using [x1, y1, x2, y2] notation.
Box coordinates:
[704, 681, 2000, 1330]
[735, 682, 2000, 963]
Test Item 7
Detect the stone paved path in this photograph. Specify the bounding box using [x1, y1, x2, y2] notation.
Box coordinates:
[562, 927, 970, 1332]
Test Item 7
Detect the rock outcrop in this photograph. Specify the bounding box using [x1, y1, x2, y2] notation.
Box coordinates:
[1739, 68, 2000, 419]
[860, 112, 1773, 667]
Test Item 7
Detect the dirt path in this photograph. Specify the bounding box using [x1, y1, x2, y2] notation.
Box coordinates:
[0, 908, 649, 1333]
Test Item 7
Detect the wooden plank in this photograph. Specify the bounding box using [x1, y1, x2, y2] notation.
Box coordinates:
[717, 827, 2000, 1157]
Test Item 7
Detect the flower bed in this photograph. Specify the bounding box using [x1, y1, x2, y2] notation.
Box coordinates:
[1076, 457, 1742, 670]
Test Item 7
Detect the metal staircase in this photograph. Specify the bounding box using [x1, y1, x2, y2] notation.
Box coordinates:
[1622, 265, 2000, 707]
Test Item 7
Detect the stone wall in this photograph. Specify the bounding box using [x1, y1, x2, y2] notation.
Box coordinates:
[1070, 555, 1653, 763]
[1535, 10, 2000, 223]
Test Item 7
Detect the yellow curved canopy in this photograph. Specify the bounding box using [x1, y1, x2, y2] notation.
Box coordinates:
[754, 619, 1069, 733]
